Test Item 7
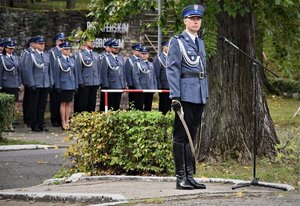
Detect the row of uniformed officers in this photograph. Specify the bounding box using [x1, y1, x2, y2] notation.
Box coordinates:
[0, 33, 171, 131]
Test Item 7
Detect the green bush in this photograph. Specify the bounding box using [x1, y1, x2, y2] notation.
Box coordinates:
[268, 78, 300, 95]
[65, 110, 175, 176]
[0, 93, 15, 137]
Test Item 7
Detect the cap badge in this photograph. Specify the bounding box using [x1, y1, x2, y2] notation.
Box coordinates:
[194, 5, 199, 10]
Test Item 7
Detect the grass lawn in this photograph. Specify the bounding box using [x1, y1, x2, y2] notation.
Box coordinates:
[195, 95, 300, 189]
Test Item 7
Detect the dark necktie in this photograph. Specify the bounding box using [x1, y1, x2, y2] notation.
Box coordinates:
[115, 56, 118, 64]
[40, 53, 44, 62]
[10, 56, 13, 61]
[195, 37, 200, 51]
[66, 57, 69, 62]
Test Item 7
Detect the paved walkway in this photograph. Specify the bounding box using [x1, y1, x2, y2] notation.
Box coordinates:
[0, 122, 298, 205]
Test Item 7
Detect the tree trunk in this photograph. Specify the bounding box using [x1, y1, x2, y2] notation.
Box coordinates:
[196, 0, 279, 162]
[66, 0, 76, 9]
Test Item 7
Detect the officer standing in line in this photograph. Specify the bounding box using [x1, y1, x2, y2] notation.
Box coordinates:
[0, 38, 21, 132]
[54, 41, 78, 130]
[100, 40, 126, 111]
[99, 38, 113, 112]
[24, 36, 52, 132]
[132, 46, 157, 111]
[166, 4, 208, 190]
[124, 43, 142, 109]
[20, 37, 36, 127]
[153, 40, 171, 115]
[49, 32, 65, 127]
[75, 38, 101, 113]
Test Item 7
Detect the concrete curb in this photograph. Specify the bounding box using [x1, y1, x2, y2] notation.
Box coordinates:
[0, 191, 127, 205]
[43, 175, 295, 191]
[0, 144, 67, 151]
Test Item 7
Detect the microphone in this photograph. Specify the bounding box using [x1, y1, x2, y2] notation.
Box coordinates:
[219, 36, 239, 49]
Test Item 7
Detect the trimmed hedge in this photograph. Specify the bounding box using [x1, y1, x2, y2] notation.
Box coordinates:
[0, 93, 15, 137]
[65, 110, 175, 176]
[268, 78, 300, 95]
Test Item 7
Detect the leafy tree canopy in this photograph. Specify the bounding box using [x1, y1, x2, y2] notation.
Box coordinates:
[85, 0, 299, 79]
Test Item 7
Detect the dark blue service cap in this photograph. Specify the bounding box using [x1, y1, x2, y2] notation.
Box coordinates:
[139, 46, 150, 53]
[1, 38, 14, 47]
[53, 32, 65, 42]
[108, 40, 119, 48]
[3, 39, 16, 48]
[32, 36, 46, 43]
[104, 39, 113, 47]
[132, 43, 142, 51]
[59, 41, 72, 49]
[161, 41, 169, 47]
[181, 4, 205, 18]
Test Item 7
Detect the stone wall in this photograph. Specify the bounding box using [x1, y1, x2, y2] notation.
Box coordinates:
[0, 6, 146, 57]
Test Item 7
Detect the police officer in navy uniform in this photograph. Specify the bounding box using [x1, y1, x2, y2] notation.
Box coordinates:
[20, 37, 36, 126]
[99, 38, 113, 112]
[166, 4, 208, 190]
[24, 36, 53, 132]
[49, 32, 65, 127]
[154, 40, 171, 115]
[132, 46, 157, 111]
[0, 38, 21, 132]
[54, 41, 78, 130]
[124, 43, 142, 109]
[0, 38, 21, 100]
[100, 40, 126, 111]
[75, 38, 101, 113]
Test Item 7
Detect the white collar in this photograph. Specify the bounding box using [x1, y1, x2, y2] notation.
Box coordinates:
[185, 30, 198, 42]
[163, 52, 167, 56]
[62, 54, 69, 60]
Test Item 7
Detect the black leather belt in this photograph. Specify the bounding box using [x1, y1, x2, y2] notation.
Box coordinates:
[181, 72, 206, 79]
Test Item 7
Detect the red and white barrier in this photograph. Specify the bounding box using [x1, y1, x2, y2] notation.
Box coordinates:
[101, 89, 170, 112]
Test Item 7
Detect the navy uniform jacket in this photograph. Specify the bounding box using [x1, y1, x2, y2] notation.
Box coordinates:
[153, 52, 169, 89]
[0, 54, 21, 88]
[19, 47, 35, 86]
[49, 47, 62, 87]
[166, 31, 208, 104]
[101, 53, 126, 89]
[54, 56, 78, 90]
[124, 55, 139, 87]
[24, 51, 52, 88]
[76, 50, 101, 86]
[132, 60, 157, 90]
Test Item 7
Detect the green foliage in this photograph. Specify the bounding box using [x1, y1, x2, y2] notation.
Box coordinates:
[268, 78, 300, 95]
[65, 111, 174, 176]
[0, 93, 14, 138]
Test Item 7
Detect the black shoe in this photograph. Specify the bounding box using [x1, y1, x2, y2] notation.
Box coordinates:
[52, 122, 60, 127]
[39, 127, 49, 132]
[31, 127, 41, 132]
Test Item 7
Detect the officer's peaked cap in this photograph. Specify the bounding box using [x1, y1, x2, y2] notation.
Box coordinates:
[104, 39, 113, 47]
[59, 41, 72, 49]
[32, 36, 46, 43]
[132, 43, 142, 51]
[2, 38, 16, 48]
[54, 32, 65, 42]
[139, 46, 150, 53]
[108, 40, 119, 48]
[181, 4, 205, 18]
[161, 41, 169, 47]
[0, 37, 11, 47]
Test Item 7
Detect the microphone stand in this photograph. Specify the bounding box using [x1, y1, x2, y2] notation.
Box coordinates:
[220, 37, 287, 191]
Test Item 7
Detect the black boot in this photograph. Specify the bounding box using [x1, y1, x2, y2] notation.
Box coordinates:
[185, 143, 206, 189]
[173, 142, 194, 190]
